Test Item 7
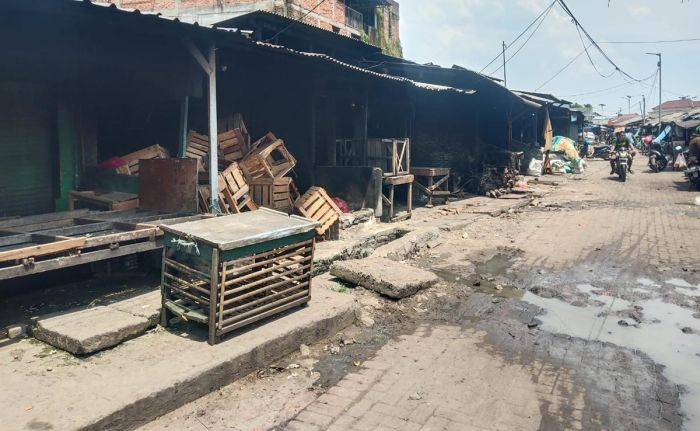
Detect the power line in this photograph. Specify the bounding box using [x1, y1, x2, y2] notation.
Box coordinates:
[600, 37, 700, 44]
[560, 72, 657, 98]
[488, 2, 554, 76]
[479, 0, 556, 74]
[535, 45, 590, 91]
[264, 0, 327, 42]
[555, 0, 643, 82]
[574, 23, 616, 78]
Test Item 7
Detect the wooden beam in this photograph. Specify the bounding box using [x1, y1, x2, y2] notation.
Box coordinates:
[0, 241, 159, 281]
[178, 96, 189, 158]
[184, 39, 212, 75]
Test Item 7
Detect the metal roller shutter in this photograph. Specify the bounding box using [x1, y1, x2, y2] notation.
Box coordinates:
[0, 82, 53, 216]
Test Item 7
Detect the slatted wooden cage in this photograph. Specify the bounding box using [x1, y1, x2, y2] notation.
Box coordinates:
[160, 210, 318, 345]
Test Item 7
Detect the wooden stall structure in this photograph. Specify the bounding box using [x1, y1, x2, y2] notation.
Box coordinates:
[160, 209, 318, 345]
[368, 138, 410, 177]
[411, 167, 451, 207]
[0, 209, 207, 281]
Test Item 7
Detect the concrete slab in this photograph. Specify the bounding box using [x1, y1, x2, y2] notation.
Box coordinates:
[0, 281, 356, 431]
[330, 257, 440, 299]
[32, 290, 161, 355]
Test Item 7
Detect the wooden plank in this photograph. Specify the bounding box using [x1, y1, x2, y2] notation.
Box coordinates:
[0, 237, 86, 262]
[0, 240, 159, 280]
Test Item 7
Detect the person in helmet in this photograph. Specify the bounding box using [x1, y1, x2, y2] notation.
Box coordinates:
[610, 130, 636, 174]
[688, 125, 700, 166]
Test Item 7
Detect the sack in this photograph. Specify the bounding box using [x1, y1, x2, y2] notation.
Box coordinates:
[675, 154, 687, 170]
[527, 159, 543, 177]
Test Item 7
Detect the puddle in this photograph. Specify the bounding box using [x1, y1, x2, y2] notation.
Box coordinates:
[638, 277, 661, 288]
[474, 253, 514, 275]
[430, 267, 524, 300]
[667, 278, 699, 289]
[524, 286, 700, 430]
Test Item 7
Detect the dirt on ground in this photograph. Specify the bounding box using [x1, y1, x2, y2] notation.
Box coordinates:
[136, 161, 700, 430]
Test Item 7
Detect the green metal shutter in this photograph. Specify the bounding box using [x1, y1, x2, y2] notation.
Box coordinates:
[0, 82, 54, 217]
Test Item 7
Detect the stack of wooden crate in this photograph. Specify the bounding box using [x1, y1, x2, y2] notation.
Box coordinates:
[188, 115, 299, 215]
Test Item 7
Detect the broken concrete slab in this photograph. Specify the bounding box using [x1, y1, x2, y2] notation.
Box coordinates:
[32, 290, 162, 355]
[372, 227, 440, 261]
[313, 227, 405, 276]
[330, 257, 439, 299]
[33, 306, 152, 355]
[0, 280, 355, 431]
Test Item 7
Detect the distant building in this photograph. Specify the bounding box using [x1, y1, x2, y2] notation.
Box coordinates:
[651, 98, 700, 115]
[98, 0, 402, 55]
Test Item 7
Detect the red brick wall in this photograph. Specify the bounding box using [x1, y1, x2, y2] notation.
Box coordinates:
[100, 0, 358, 37]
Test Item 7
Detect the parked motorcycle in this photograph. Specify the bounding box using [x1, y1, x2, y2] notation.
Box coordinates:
[613, 147, 630, 182]
[685, 154, 700, 191]
[648, 143, 669, 173]
[592, 144, 612, 160]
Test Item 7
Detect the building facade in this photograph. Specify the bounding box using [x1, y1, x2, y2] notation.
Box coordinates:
[100, 0, 401, 55]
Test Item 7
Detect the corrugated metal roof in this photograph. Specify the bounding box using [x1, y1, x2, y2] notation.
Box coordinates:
[49, 1, 475, 98]
[255, 42, 476, 96]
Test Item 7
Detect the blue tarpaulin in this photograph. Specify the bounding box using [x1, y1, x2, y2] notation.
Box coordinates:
[653, 125, 672, 143]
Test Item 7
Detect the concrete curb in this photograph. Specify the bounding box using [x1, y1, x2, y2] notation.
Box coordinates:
[85, 297, 357, 431]
[0, 285, 357, 431]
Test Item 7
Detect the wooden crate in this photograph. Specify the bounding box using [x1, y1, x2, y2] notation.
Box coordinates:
[186, 130, 210, 172]
[249, 177, 295, 213]
[198, 162, 257, 214]
[186, 130, 230, 173]
[368, 138, 410, 177]
[116, 144, 170, 176]
[295, 186, 342, 237]
[241, 134, 297, 180]
[160, 209, 318, 345]
[219, 129, 248, 163]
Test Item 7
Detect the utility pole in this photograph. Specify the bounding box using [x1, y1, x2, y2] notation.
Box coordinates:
[502, 41, 507, 88]
[626, 95, 632, 114]
[642, 95, 646, 127]
[647, 52, 662, 129]
[599, 103, 606, 116]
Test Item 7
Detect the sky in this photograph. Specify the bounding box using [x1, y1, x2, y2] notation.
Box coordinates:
[398, 0, 700, 117]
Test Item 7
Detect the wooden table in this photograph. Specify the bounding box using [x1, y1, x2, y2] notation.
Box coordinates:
[382, 174, 414, 222]
[411, 167, 450, 207]
[68, 190, 139, 211]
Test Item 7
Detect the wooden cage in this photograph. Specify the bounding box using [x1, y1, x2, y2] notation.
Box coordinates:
[160, 209, 318, 345]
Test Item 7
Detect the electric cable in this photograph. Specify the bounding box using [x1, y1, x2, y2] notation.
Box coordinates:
[535, 45, 590, 91]
[600, 37, 700, 44]
[479, 0, 557, 73]
[555, 0, 643, 82]
[264, 0, 327, 42]
[487, 2, 555, 76]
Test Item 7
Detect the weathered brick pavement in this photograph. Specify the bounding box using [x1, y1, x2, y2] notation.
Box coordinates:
[286, 325, 585, 431]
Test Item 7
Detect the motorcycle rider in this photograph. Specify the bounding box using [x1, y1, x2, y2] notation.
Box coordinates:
[610, 130, 636, 174]
[689, 125, 700, 166]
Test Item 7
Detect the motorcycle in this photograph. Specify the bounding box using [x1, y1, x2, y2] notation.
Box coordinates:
[613, 147, 630, 182]
[592, 144, 612, 160]
[648, 142, 669, 172]
[685, 154, 700, 191]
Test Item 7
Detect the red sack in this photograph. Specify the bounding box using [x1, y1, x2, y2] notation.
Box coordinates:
[332, 197, 351, 213]
[97, 157, 127, 170]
